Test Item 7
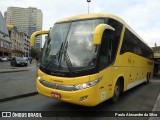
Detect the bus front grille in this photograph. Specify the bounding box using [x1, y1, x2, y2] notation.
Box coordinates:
[39, 80, 77, 91]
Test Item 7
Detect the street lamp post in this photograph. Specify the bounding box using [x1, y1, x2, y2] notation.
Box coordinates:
[87, 0, 91, 14]
[2, 34, 5, 57]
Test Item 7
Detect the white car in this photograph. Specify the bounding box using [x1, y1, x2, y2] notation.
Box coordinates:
[1, 57, 8, 62]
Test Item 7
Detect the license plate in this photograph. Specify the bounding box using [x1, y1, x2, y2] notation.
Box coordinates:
[51, 92, 61, 99]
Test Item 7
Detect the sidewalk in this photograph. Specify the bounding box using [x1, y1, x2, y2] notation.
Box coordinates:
[0, 67, 30, 73]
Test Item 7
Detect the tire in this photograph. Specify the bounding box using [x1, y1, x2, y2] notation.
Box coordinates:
[146, 73, 150, 84]
[111, 80, 121, 103]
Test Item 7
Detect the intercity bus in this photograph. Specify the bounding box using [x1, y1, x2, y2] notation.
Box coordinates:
[30, 13, 154, 106]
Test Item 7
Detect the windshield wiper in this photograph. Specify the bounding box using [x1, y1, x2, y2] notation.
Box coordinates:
[57, 41, 73, 73]
[44, 41, 74, 75]
[63, 41, 74, 74]
[56, 42, 64, 62]
[45, 42, 64, 70]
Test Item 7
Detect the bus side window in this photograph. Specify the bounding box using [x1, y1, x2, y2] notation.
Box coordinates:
[106, 18, 123, 62]
[120, 28, 153, 60]
[109, 34, 114, 61]
[98, 30, 114, 70]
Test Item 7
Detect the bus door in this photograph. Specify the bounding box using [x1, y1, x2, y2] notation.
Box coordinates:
[98, 29, 115, 99]
[98, 30, 114, 98]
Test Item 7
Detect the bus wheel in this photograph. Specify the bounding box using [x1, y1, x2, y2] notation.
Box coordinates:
[146, 73, 150, 84]
[111, 80, 121, 103]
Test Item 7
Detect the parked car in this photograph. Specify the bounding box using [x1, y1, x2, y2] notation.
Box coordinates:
[10, 57, 28, 67]
[1, 57, 8, 62]
[8, 57, 13, 61]
[23, 57, 28, 61]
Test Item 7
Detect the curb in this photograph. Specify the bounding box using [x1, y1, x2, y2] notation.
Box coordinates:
[0, 69, 29, 73]
[0, 92, 38, 103]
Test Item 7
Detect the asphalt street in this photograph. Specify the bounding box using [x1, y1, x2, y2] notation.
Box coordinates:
[0, 80, 160, 120]
[0, 61, 37, 99]
[0, 70, 37, 98]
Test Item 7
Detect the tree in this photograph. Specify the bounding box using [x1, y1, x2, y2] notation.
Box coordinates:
[30, 47, 41, 58]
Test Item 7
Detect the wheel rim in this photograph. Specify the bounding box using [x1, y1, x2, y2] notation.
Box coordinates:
[112, 83, 120, 102]
[114, 85, 120, 98]
[147, 74, 150, 83]
[115, 86, 120, 96]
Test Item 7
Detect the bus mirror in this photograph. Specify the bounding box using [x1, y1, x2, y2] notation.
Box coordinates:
[30, 30, 49, 46]
[93, 24, 115, 45]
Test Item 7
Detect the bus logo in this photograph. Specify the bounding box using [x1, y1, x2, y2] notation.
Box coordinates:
[51, 72, 65, 77]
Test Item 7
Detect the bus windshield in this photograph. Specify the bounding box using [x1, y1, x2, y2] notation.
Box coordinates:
[41, 19, 104, 72]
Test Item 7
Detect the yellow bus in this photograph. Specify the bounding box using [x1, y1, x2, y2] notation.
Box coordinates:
[30, 13, 154, 106]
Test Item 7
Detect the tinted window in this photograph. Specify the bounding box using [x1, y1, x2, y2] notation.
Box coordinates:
[120, 29, 133, 53]
[98, 18, 123, 70]
[120, 28, 153, 59]
[106, 18, 123, 61]
[98, 30, 114, 70]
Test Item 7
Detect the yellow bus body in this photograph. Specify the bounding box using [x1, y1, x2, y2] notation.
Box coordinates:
[34, 13, 154, 106]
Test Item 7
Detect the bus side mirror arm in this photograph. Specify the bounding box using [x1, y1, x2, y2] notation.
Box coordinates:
[30, 30, 49, 46]
[93, 24, 115, 45]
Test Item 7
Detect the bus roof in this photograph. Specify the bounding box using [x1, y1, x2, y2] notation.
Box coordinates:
[56, 13, 150, 49]
[56, 13, 125, 23]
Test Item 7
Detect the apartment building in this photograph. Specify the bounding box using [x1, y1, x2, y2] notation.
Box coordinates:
[4, 7, 42, 48]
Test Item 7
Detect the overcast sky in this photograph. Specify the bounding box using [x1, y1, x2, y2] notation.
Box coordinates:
[0, 0, 160, 47]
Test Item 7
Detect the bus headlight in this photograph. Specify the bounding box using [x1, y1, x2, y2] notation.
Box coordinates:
[74, 77, 102, 90]
[37, 76, 42, 80]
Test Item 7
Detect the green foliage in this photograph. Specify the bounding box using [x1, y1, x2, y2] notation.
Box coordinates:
[30, 47, 41, 58]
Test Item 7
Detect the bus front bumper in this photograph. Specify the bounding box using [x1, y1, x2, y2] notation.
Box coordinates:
[36, 79, 99, 106]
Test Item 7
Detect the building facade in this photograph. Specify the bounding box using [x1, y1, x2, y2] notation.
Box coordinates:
[8, 25, 23, 57]
[22, 32, 30, 57]
[8, 25, 31, 57]
[152, 46, 160, 58]
[4, 7, 42, 48]
[0, 12, 11, 57]
[152, 46, 160, 74]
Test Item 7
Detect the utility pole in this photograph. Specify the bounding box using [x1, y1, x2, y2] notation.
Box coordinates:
[86, 0, 91, 14]
[3, 34, 5, 57]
